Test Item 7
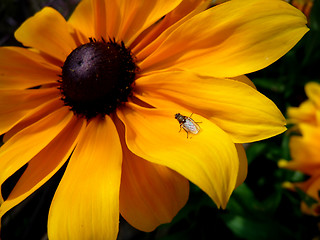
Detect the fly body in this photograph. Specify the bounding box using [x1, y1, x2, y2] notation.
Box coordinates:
[175, 113, 201, 138]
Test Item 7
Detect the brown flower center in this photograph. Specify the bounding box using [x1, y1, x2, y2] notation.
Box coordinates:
[59, 38, 138, 119]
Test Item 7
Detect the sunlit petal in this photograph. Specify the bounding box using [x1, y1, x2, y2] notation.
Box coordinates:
[0, 47, 60, 89]
[48, 116, 122, 240]
[139, 0, 308, 77]
[235, 144, 248, 188]
[116, 0, 183, 45]
[15, 7, 77, 62]
[68, 0, 94, 41]
[0, 88, 60, 135]
[136, 71, 286, 143]
[118, 103, 238, 208]
[0, 117, 85, 218]
[0, 107, 73, 202]
[2, 98, 63, 143]
[115, 117, 189, 231]
[132, 0, 210, 56]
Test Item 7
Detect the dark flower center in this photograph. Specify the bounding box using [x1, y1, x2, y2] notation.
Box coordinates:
[59, 38, 138, 119]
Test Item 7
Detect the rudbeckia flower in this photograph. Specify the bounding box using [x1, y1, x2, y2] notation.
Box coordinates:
[0, 0, 308, 239]
[279, 82, 320, 216]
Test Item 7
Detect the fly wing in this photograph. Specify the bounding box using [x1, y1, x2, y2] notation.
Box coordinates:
[184, 118, 200, 134]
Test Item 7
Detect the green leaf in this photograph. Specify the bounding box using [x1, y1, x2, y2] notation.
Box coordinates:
[221, 214, 295, 240]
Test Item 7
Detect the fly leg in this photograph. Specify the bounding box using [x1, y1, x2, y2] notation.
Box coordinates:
[183, 128, 189, 138]
[178, 124, 189, 138]
[189, 113, 201, 124]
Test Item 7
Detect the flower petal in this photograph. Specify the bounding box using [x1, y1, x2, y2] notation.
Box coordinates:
[0, 116, 85, 219]
[119, 0, 183, 45]
[0, 47, 60, 89]
[68, 0, 94, 41]
[135, 71, 286, 143]
[90, 0, 112, 40]
[15, 7, 77, 62]
[279, 124, 320, 175]
[115, 117, 189, 231]
[0, 88, 61, 135]
[2, 98, 63, 143]
[235, 144, 248, 188]
[132, 0, 210, 56]
[305, 82, 320, 108]
[117, 103, 239, 208]
[120, 151, 189, 232]
[297, 175, 320, 216]
[0, 107, 73, 202]
[287, 100, 317, 125]
[139, 0, 308, 77]
[232, 75, 256, 89]
[48, 116, 122, 240]
[91, 0, 182, 45]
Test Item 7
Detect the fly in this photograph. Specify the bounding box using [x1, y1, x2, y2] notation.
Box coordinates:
[175, 113, 201, 138]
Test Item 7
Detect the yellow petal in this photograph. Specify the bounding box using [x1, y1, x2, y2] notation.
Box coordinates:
[120, 151, 189, 232]
[135, 71, 286, 143]
[139, 0, 308, 77]
[0, 47, 60, 89]
[117, 103, 239, 208]
[115, 117, 189, 231]
[0, 88, 61, 135]
[232, 75, 256, 89]
[235, 144, 248, 188]
[0, 107, 73, 202]
[132, 0, 210, 56]
[3, 98, 63, 143]
[316, 110, 320, 126]
[15, 7, 77, 62]
[298, 175, 320, 216]
[48, 116, 122, 240]
[91, 0, 182, 45]
[305, 82, 320, 108]
[287, 100, 317, 125]
[283, 124, 320, 175]
[91, 0, 114, 39]
[0, 116, 85, 219]
[118, 0, 183, 45]
[68, 0, 94, 41]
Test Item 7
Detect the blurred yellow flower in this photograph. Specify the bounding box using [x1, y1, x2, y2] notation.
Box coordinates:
[0, 0, 308, 239]
[290, 0, 314, 19]
[280, 82, 320, 216]
[288, 82, 320, 126]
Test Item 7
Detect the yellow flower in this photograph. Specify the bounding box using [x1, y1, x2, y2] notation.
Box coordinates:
[280, 82, 320, 216]
[296, 174, 320, 216]
[288, 82, 320, 126]
[0, 0, 308, 239]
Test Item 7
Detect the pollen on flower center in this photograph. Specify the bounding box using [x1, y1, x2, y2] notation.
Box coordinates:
[59, 38, 138, 119]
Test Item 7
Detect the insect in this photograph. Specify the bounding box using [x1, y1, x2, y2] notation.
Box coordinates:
[175, 113, 201, 138]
